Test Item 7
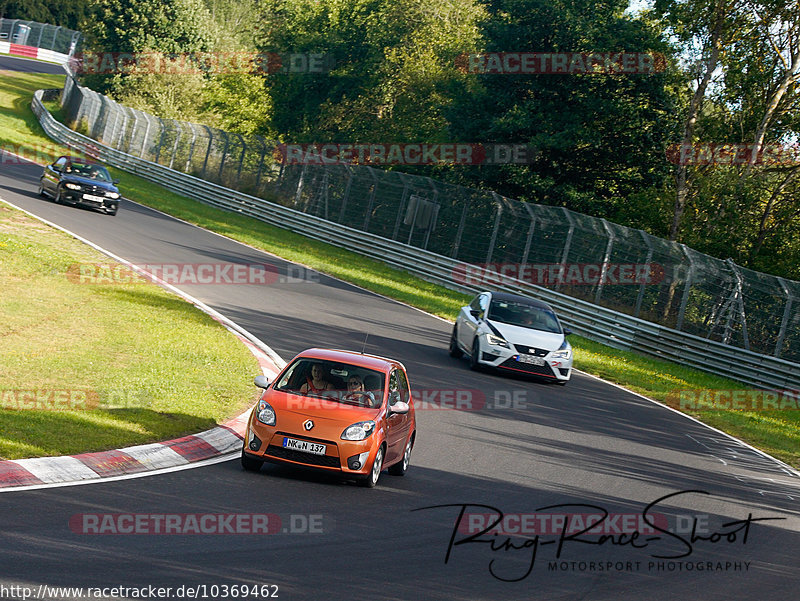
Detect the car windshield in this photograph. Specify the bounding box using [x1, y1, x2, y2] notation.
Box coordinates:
[274, 358, 385, 406]
[67, 162, 112, 182]
[488, 300, 562, 333]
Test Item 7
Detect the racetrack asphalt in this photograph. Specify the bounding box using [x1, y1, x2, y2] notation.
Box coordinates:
[0, 58, 799, 600]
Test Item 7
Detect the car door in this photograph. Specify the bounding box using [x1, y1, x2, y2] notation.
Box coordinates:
[384, 368, 410, 464]
[43, 156, 66, 194]
[459, 293, 488, 349]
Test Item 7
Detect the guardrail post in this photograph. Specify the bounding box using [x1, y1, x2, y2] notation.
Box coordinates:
[69, 31, 81, 58]
[392, 174, 412, 240]
[362, 168, 379, 232]
[775, 278, 793, 358]
[235, 134, 246, 184]
[200, 125, 213, 179]
[634, 230, 654, 317]
[337, 165, 353, 223]
[184, 122, 198, 173]
[423, 189, 439, 251]
[675, 244, 694, 331]
[140, 113, 153, 159]
[726, 259, 750, 350]
[217, 130, 230, 180]
[154, 117, 167, 164]
[486, 193, 504, 264]
[595, 218, 616, 304]
[50, 26, 60, 51]
[520, 203, 537, 267]
[254, 136, 267, 190]
[168, 121, 183, 170]
[126, 108, 139, 155]
[557, 207, 575, 290]
[451, 192, 471, 259]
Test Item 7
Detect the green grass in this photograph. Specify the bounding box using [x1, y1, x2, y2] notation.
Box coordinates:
[0, 204, 259, 460]
[2, 68, 799, 468]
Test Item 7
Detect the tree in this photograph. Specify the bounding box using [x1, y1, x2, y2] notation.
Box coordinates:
[0, 0, 89, 30]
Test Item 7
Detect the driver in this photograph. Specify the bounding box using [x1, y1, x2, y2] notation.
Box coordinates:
[345, 375, 376, 407]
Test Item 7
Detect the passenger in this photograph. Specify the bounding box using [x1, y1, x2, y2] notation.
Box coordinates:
[300, 362, 334, 394]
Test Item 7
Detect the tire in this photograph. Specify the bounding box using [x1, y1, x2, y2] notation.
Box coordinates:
[449, 323, 463, 358]
[241, 449, 263, 472]
[469, 338, 481, 371]
[37, 181, 46, 197]
[358, 446, 384, 488]
[106, 205, 118, 216]
[54, 185, 64, 204]
[555, 380, 568, 386]
[388, 435, 413, 476]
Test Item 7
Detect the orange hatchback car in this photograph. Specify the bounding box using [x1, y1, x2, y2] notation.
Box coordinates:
[241, 348, 417, 487]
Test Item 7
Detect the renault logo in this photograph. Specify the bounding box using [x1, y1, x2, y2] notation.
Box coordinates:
[303, 420, 314, 431]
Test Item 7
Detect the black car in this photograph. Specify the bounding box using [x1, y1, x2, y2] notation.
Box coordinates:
[39, 156, 121, 216]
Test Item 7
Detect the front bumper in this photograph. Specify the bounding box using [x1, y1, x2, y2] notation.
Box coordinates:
[61, 190, 119, 211]
[476, 341, 572, 381]
[245, 417, 377, 477]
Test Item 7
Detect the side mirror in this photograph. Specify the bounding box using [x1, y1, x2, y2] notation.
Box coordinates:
[389, 401, 410, 415]
[52, 165, 62, 173]
[470, 309, 483, 319]
[563, 327, 572, 336]
[253, 375, 270, 389]
[112, 179, 120, 184]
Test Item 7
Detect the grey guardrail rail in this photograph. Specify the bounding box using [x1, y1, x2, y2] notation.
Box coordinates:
[31, 90, 800, 391]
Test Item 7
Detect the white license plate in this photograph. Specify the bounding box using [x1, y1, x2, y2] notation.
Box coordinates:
[517, 354, 546, 366]
[83, 194, 105, 202]
[283, 437, 326, 455]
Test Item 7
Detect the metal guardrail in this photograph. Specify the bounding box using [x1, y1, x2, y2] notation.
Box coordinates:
[31, 90, 800, 391]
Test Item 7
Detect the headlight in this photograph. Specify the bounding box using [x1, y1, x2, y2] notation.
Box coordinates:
[551, 338, 572, 360]
[65, 183, 82, 190]
[341, 421, 375, 441]
[105, 192, 120, 199]
[486, 334, 510, 349]
[256, 400, 276, 426]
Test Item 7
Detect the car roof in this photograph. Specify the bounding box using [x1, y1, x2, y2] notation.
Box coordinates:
[484, 290, 554, 310]
[294, 348, 404, 372]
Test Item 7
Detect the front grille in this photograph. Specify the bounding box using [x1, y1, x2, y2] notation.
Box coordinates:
[513, 345, 549, 357]
[499, 358, 555, 377]
[265, 445, 341, 467]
